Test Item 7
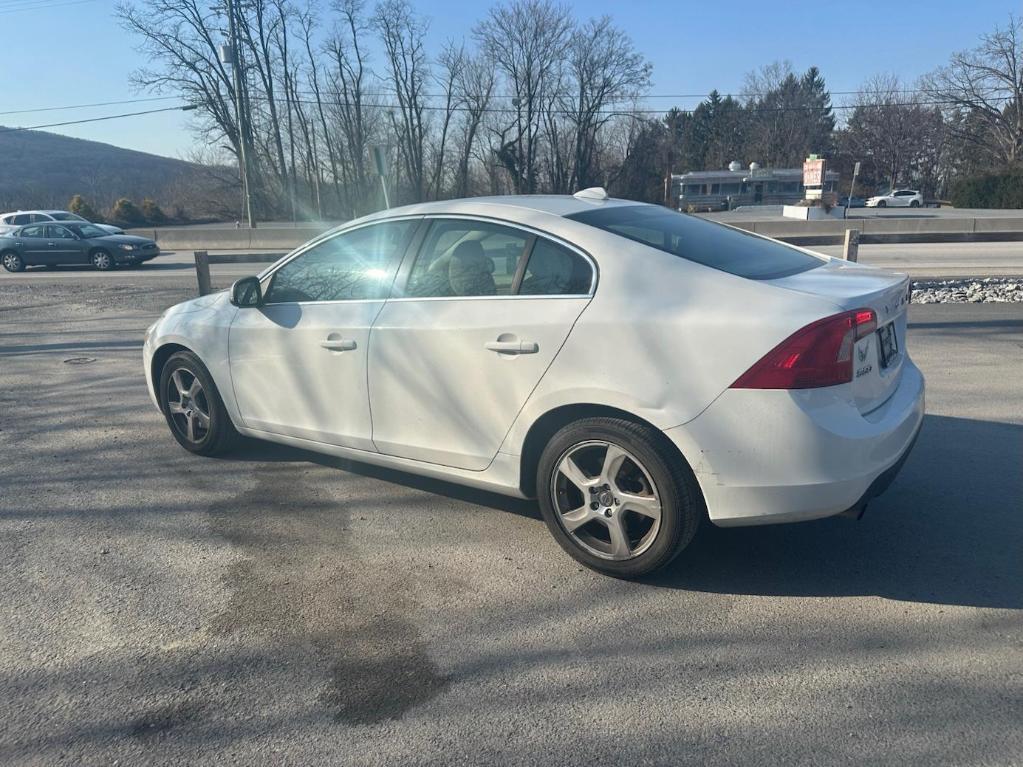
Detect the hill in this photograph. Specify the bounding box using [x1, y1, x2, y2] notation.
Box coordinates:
[0, 128, 233, 220]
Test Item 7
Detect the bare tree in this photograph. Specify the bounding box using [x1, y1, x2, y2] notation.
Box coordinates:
[844, 74, 946, 193]
[566, 16, 651, 190]
[474, 0, 572, 193]
[923, 14, 1023, 167]
[453, 52, 496, 197]
[374, 0, 430, 203]
[431, 41, 466, 198]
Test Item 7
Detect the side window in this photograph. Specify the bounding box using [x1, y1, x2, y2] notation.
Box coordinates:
[29, 214, 50, 223]
[12, 214, 32, 225]
[406, 220, 529, 298]
[264, 220, 416, 304]
[519, 239, 593, 296]
[20, 225, 45, 238]
[47, 225, 74, 239]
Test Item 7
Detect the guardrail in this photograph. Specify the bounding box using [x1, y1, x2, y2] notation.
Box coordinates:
[193, 250, 285, 296]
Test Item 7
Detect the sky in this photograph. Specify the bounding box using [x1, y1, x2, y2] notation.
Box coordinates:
[0, 0, 1016, 160]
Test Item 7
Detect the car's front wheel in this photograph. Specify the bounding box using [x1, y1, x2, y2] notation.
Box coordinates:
[159, 350, 238, 456]
[877, 200, 887, 207]
[537, 417, 702, 578]
[2, 251, 25, 272]
[91, 250, 114, 270]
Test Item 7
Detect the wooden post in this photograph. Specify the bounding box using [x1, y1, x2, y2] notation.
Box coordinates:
[842, 229, 860, 263]
[194, 250, 212, 296]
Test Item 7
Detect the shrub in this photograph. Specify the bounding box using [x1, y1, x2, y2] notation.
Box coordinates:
[68, 194, 102, 223]
[110, 198, 145, 227]
[950, 173, 1023, 209]
[140, 198, 167, 225]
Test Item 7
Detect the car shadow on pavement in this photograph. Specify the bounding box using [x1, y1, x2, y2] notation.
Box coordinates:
[223, 439, 542, 521]
[216, 414, 1020, 609]
[651, 414, 1023, 610]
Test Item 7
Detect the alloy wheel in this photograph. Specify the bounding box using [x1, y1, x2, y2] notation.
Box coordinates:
[92, 251, 112, 270]
[165, 367, 211, 444]
[2, 253, 23, 272]
[550, 440, 662, 560]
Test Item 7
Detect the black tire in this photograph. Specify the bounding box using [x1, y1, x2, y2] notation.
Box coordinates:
[910, 200, 921, 208]
[536, 417, 703, 578]
[2, 251, 25, 272]
[158, 350, 238, 456]
[90, 249, 114, 271]
[876, 200, 886, 207]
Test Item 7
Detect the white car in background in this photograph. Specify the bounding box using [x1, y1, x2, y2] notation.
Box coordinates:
[0, 210, 124, 235]
[866, 190, 923, 208]
[143, 190, 924, 577]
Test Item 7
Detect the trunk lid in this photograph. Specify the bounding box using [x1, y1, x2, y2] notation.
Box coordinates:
[767, 258, 911, 414]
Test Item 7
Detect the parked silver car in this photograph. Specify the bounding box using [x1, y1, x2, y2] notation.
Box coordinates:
[0, 210, 124, 235]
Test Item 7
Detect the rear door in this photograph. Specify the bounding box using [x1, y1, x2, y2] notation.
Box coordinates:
[368, 218, 595, 470]
[15, 225, 49, 264]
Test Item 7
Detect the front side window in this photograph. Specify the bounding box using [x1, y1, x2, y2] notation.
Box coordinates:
[567, 205, 823, 280]
[264, 220, 416, 304]
[406, 220, 529, 297]
[519, 239, 592, 296]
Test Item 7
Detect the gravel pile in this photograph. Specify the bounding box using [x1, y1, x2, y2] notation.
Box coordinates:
[911, 277, 1023, 304]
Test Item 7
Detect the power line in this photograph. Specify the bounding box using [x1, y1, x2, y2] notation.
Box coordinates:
[0, 104, 196, 135]
[0, 0, 98, 14]
[0, 96, 181, 117]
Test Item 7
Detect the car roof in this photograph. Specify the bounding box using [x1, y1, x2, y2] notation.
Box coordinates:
[348, 194, 643, 227]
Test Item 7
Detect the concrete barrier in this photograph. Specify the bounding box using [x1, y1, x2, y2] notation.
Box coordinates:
[127, 224, 333, 251]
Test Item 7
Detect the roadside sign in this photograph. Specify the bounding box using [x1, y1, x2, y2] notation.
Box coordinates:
[853, 161, 861, 177]
[372, 145, 389, 177]
[803, 157, 826, 188]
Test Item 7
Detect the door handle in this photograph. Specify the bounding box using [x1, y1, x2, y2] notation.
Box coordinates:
[485, 340, 538, 354]
[320, 338, 357, 351]
[47, 242, 56, 247]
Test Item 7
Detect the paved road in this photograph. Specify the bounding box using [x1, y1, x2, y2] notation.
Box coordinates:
[0, 279, 1020, 765]
[1, 240, 1022, 286]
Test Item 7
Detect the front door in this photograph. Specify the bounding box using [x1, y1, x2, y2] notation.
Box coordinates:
[46, 225, 85, 264]
[228, 218, 420, 450]
[369, 219, 595, 471]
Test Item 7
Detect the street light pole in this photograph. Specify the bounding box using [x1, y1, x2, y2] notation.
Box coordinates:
[224, 0, 255, 229]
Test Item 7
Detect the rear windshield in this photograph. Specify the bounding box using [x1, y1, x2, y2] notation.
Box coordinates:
[566, 205, 823, 280]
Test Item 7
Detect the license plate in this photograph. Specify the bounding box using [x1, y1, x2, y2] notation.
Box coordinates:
[877, 323, 899, 368]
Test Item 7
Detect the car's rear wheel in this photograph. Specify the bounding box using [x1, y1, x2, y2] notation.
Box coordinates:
[91, 250, 114, 270]
[537, 417, 702, 578]
[2, 251, 25, 272]
[910, 200, 921, 208]
[159, 350, 238, 456]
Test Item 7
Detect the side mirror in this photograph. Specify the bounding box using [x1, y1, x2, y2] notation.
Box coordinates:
[230, 276, 263, 307]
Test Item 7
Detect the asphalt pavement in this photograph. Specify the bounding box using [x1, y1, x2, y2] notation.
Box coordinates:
[0, 277, 1020, 766]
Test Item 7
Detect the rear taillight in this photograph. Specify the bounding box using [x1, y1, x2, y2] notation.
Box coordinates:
[731, 309, 877, 389]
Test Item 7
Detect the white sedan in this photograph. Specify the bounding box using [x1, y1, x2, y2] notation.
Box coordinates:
[143, 190, 924, 577]
[865, 190, 923, 208]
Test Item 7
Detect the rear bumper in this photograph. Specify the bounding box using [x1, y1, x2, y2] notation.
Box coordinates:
[663, 359, 925, 527]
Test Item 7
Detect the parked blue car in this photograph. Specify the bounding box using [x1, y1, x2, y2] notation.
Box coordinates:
[0, 222, 160, 271]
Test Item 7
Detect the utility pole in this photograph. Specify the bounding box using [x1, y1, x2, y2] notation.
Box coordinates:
[223, 0, 255, 228]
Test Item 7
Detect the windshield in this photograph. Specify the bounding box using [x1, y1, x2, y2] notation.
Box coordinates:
[51, 212, 88, 222]
[71, 224, 109, 238]
[566, 205, 823, 280]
